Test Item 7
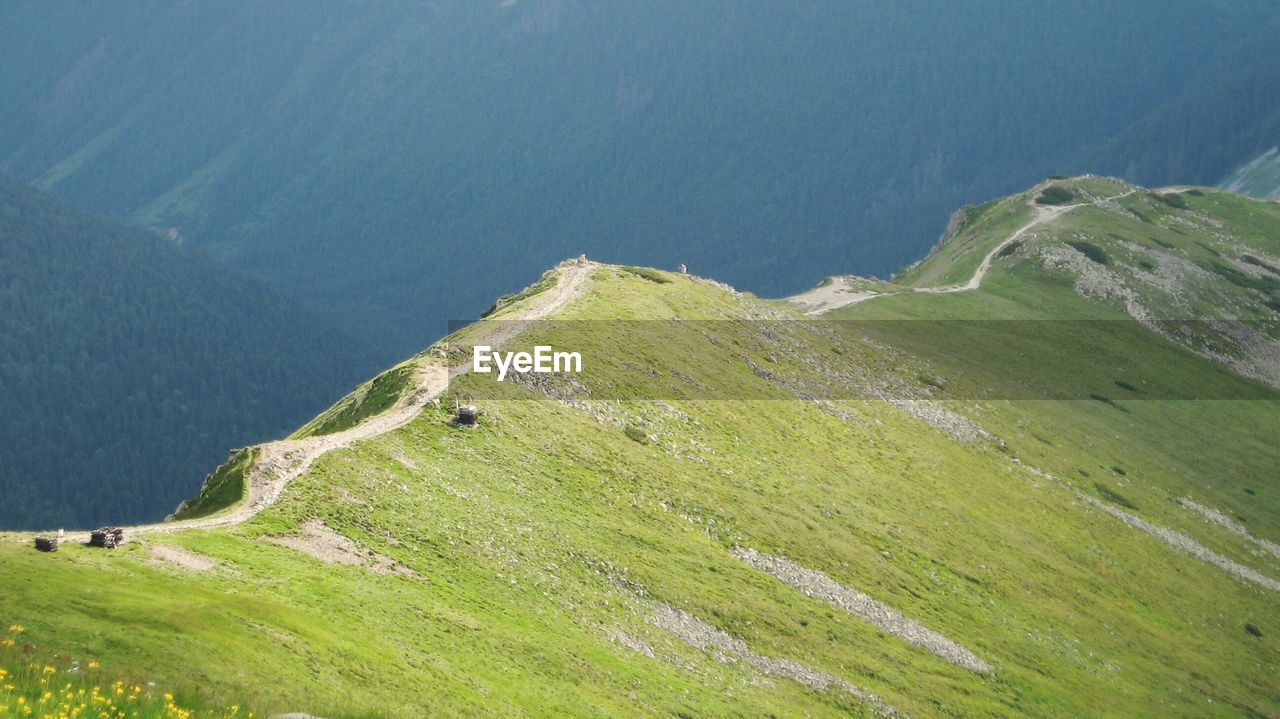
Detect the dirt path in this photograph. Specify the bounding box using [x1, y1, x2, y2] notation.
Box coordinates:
[53, 261, 594, 543]
[787, 277, 882, 315]
[789, 188, 1137, 314]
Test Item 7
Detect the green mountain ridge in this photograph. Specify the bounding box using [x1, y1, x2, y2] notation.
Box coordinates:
[1, 178, 1278, 718]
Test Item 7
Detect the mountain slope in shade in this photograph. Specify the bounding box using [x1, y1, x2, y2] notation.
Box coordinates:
[1222, 147, 1280, 200]
[0, 174, 376, 530]
[1, 2, 1279, 357]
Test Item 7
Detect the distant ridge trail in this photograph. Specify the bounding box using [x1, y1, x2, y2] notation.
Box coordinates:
[789, 183, 1139, 314]
[45, 261, 595, 543]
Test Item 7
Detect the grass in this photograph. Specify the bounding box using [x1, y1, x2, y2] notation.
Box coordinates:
[172, 449, 255, 521]
[621, 266, 673, 284]
[1242, 255, 1280, 275]
[1207, 261, 1280, 294]
[1064, 239, 1108, 265]
[481, 268, 561, 318]
[996, 239, 1023, 258]
[1035, 186, 1076, 205]
[2, 185, 1278, 718]
[293, 364, 417, 438]
[1156, 192, 1189, 210]
[832, 180, 1280, 568]
[895, 195, 1033, 287]
[1094, 482, 1139, 510]
[0, 625, 253, 719]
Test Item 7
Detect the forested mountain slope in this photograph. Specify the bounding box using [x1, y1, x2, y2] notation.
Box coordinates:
[0, 174, 374, 530]
[1, 1, 1278, 358]
[1, 180, 1276, 717]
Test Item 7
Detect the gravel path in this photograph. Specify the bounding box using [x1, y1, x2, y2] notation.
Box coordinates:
[734, 548, 991, 672]
[788, 277, 882, 315]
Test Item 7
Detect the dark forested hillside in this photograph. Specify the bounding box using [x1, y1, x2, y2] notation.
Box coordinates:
[1, 2, 1278, 358]
[0, 175, 374, 530]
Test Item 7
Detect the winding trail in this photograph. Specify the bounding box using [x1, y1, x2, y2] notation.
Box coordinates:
[47, 261, 595, 543]
[789, 187, 1138, 314]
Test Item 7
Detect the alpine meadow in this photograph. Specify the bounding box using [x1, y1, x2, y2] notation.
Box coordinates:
[1, 4, 1278, 719]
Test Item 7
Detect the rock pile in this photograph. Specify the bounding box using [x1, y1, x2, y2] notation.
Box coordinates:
[89, 527, 125, 548]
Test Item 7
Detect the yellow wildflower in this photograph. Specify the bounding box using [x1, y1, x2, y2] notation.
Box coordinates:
[6, 625, 23, 633]
[86, 661, 100, 670]
[2, 639, 14, 647]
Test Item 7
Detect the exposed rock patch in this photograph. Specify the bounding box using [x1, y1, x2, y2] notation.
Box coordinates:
[650, 603, 898, 716]
[733, 548, 992, 672]
[881, 398, 992, 443]
[1078, 494, 1279, 591]
[1176, 497, 1280, 561]
[1011, 459, 1280, 592]
[148, 544, 218, 572]
[269, 519, 423, 580]
[605, 627, 656, 658]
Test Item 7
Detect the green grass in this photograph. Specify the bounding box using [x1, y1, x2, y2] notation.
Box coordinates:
[0, 625, 253, 719]
[1094, 482, 1139, 510]
[172, 448, 255, 521]
[1035, 186, 1076, 205]
[2, 185, 1279, 718]
[293, 364, 417, 438]
[832, 179, 1280, 564]
[620, 266, 673, 284]
[481, 269, 561, 318]
[895, 195, 1033, 287]
[1064, 239, 1108, 265]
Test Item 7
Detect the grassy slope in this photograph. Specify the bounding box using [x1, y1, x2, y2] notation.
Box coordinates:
[895, 195, 1033, 288]
[292, 363, 418, 439]
[173, 448, 256, 521]
[0, 252, 1276, 717]
[836, 179, 1280, 542]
